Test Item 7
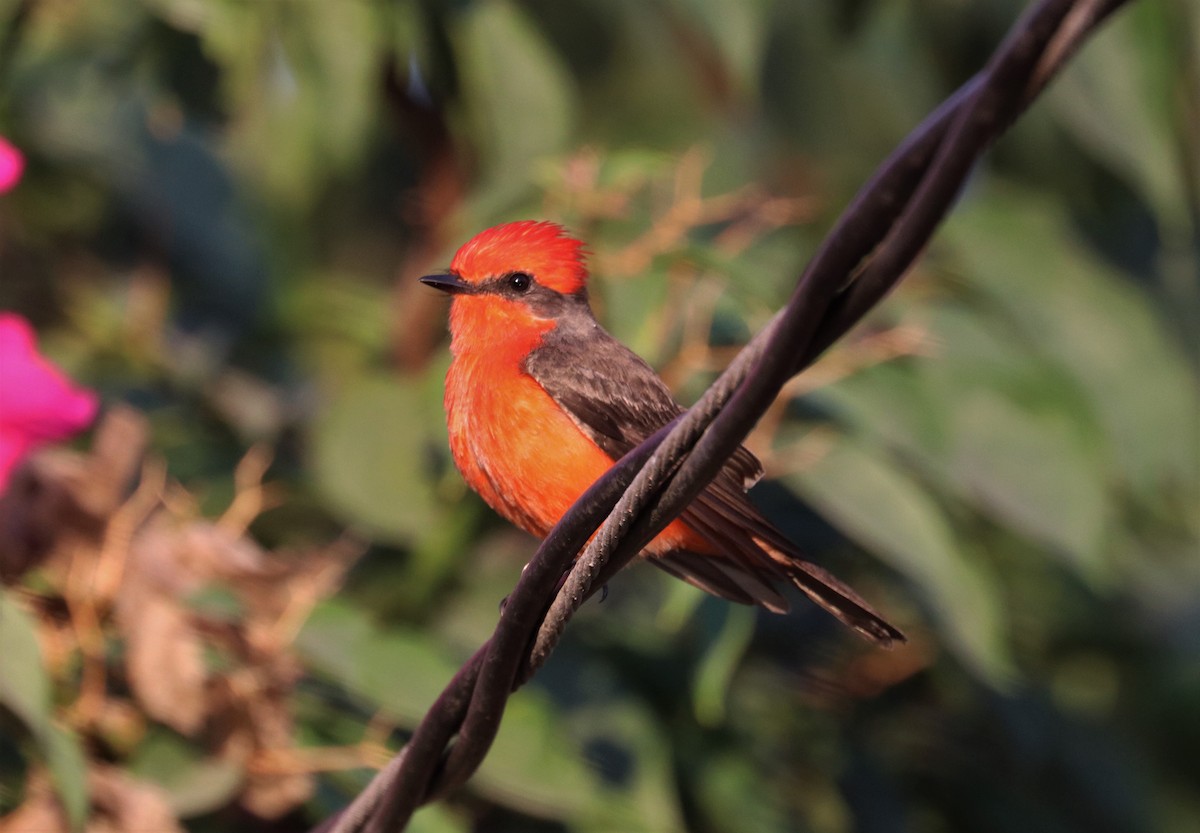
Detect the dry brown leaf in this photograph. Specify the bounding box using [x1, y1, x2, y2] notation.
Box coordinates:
[0, 451, 98, 582]
[233, 539, 361, 656]
[0, 407, 148, 584]
[210, 673, 314, 819]
[115, 515, 271, 735]
[0, 801, 66, 833]
[0, 774, 67, 833]
[126, 517, 265, 600]
[240, 771, 313, 820]
[116, 526, 350, 819]
[85, 765, 183, 833]
[117, 589, 207, 735]
[79, 407, 149, 518]
[3, 404, 360, 828]
[240, 743, 314, 820]
[90, 698, 147, 758]
[0, 408, 148, 583]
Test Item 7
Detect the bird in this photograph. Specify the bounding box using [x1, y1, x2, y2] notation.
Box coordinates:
[421, 221, 903, 646]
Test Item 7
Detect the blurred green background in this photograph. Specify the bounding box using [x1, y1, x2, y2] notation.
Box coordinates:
[1, 0, 1198, 831]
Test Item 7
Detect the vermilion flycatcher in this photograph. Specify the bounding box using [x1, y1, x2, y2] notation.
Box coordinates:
[422, 221, 902, 646]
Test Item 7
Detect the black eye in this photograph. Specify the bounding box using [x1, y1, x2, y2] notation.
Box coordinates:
[507, 272, 532, 293]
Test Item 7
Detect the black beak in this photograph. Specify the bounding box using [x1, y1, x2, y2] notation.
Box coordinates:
[419, 273, 471, 295]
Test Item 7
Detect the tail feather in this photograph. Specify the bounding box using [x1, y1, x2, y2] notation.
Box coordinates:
[652, 550, 790, 614]
[670, 479, 905, 647]
[766, 543, 905, 647]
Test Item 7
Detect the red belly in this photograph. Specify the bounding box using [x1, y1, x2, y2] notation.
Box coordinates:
[445, 357, 708, 555]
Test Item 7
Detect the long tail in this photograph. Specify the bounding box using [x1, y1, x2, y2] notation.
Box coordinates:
[652, 481, 905, 647]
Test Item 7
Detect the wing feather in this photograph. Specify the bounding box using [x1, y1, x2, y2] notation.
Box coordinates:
[683, 484, 904, 645]
[525, 316, 903, 646]
[523, 317, 762, 488]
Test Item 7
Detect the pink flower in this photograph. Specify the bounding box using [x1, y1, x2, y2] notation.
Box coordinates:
[0, 136, 23, 193]
[0, 313, 99, 491]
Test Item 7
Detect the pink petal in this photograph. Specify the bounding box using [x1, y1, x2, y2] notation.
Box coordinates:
[0, 426, 34, 488]
[0, 137, 23, 194]
[0, 314, 99, 490]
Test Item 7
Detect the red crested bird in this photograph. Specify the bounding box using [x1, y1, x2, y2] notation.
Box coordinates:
[421, 221, 903, 646]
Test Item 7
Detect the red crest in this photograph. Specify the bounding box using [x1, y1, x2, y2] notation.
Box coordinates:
[450, 221, 589, 295]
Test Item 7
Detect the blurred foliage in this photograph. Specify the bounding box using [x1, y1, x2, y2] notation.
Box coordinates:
[1, 0, 1198, 832]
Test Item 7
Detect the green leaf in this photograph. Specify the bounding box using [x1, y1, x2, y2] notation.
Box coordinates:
[310, 373, 444, 544]
[472, 689, 596, 818]
[0, 593, 90, 829]
[453, 0, 576, 210]
[296, 600, 462, 725]
[692, 605, 755, 727]
[667, 0, 766, 97]
[128, 729, 244, 818]
[943, 188, 1200, 501]
[598, 268, 671, 360]
[654, 579, 707, 634]
[168, 0, 385, 205]
[282, 275, 393, 385]
[1048, 3, 1190, 233]
[787, 436, 1014, 684]
[692, 749, 791, 833]
[814, 358, 949, 463]
[825, 301, 1113, 584]
[407, 803, 470, 833]
[301, 602, 682, 830]
[567, 697, 687, 833]
[945, 390, 1109, 584]
[41, 724, 89, 831]
[0, 590, 52, 737]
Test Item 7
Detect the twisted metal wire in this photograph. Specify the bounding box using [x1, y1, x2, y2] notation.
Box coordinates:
[317, 2, 1133, 830]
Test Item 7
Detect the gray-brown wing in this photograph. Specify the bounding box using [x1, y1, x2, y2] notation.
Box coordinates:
[525, 317, 903, 645]
[523, 317, 762, 488]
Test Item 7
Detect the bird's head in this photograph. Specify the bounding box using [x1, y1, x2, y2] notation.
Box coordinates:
[421, 221, 592, 351]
